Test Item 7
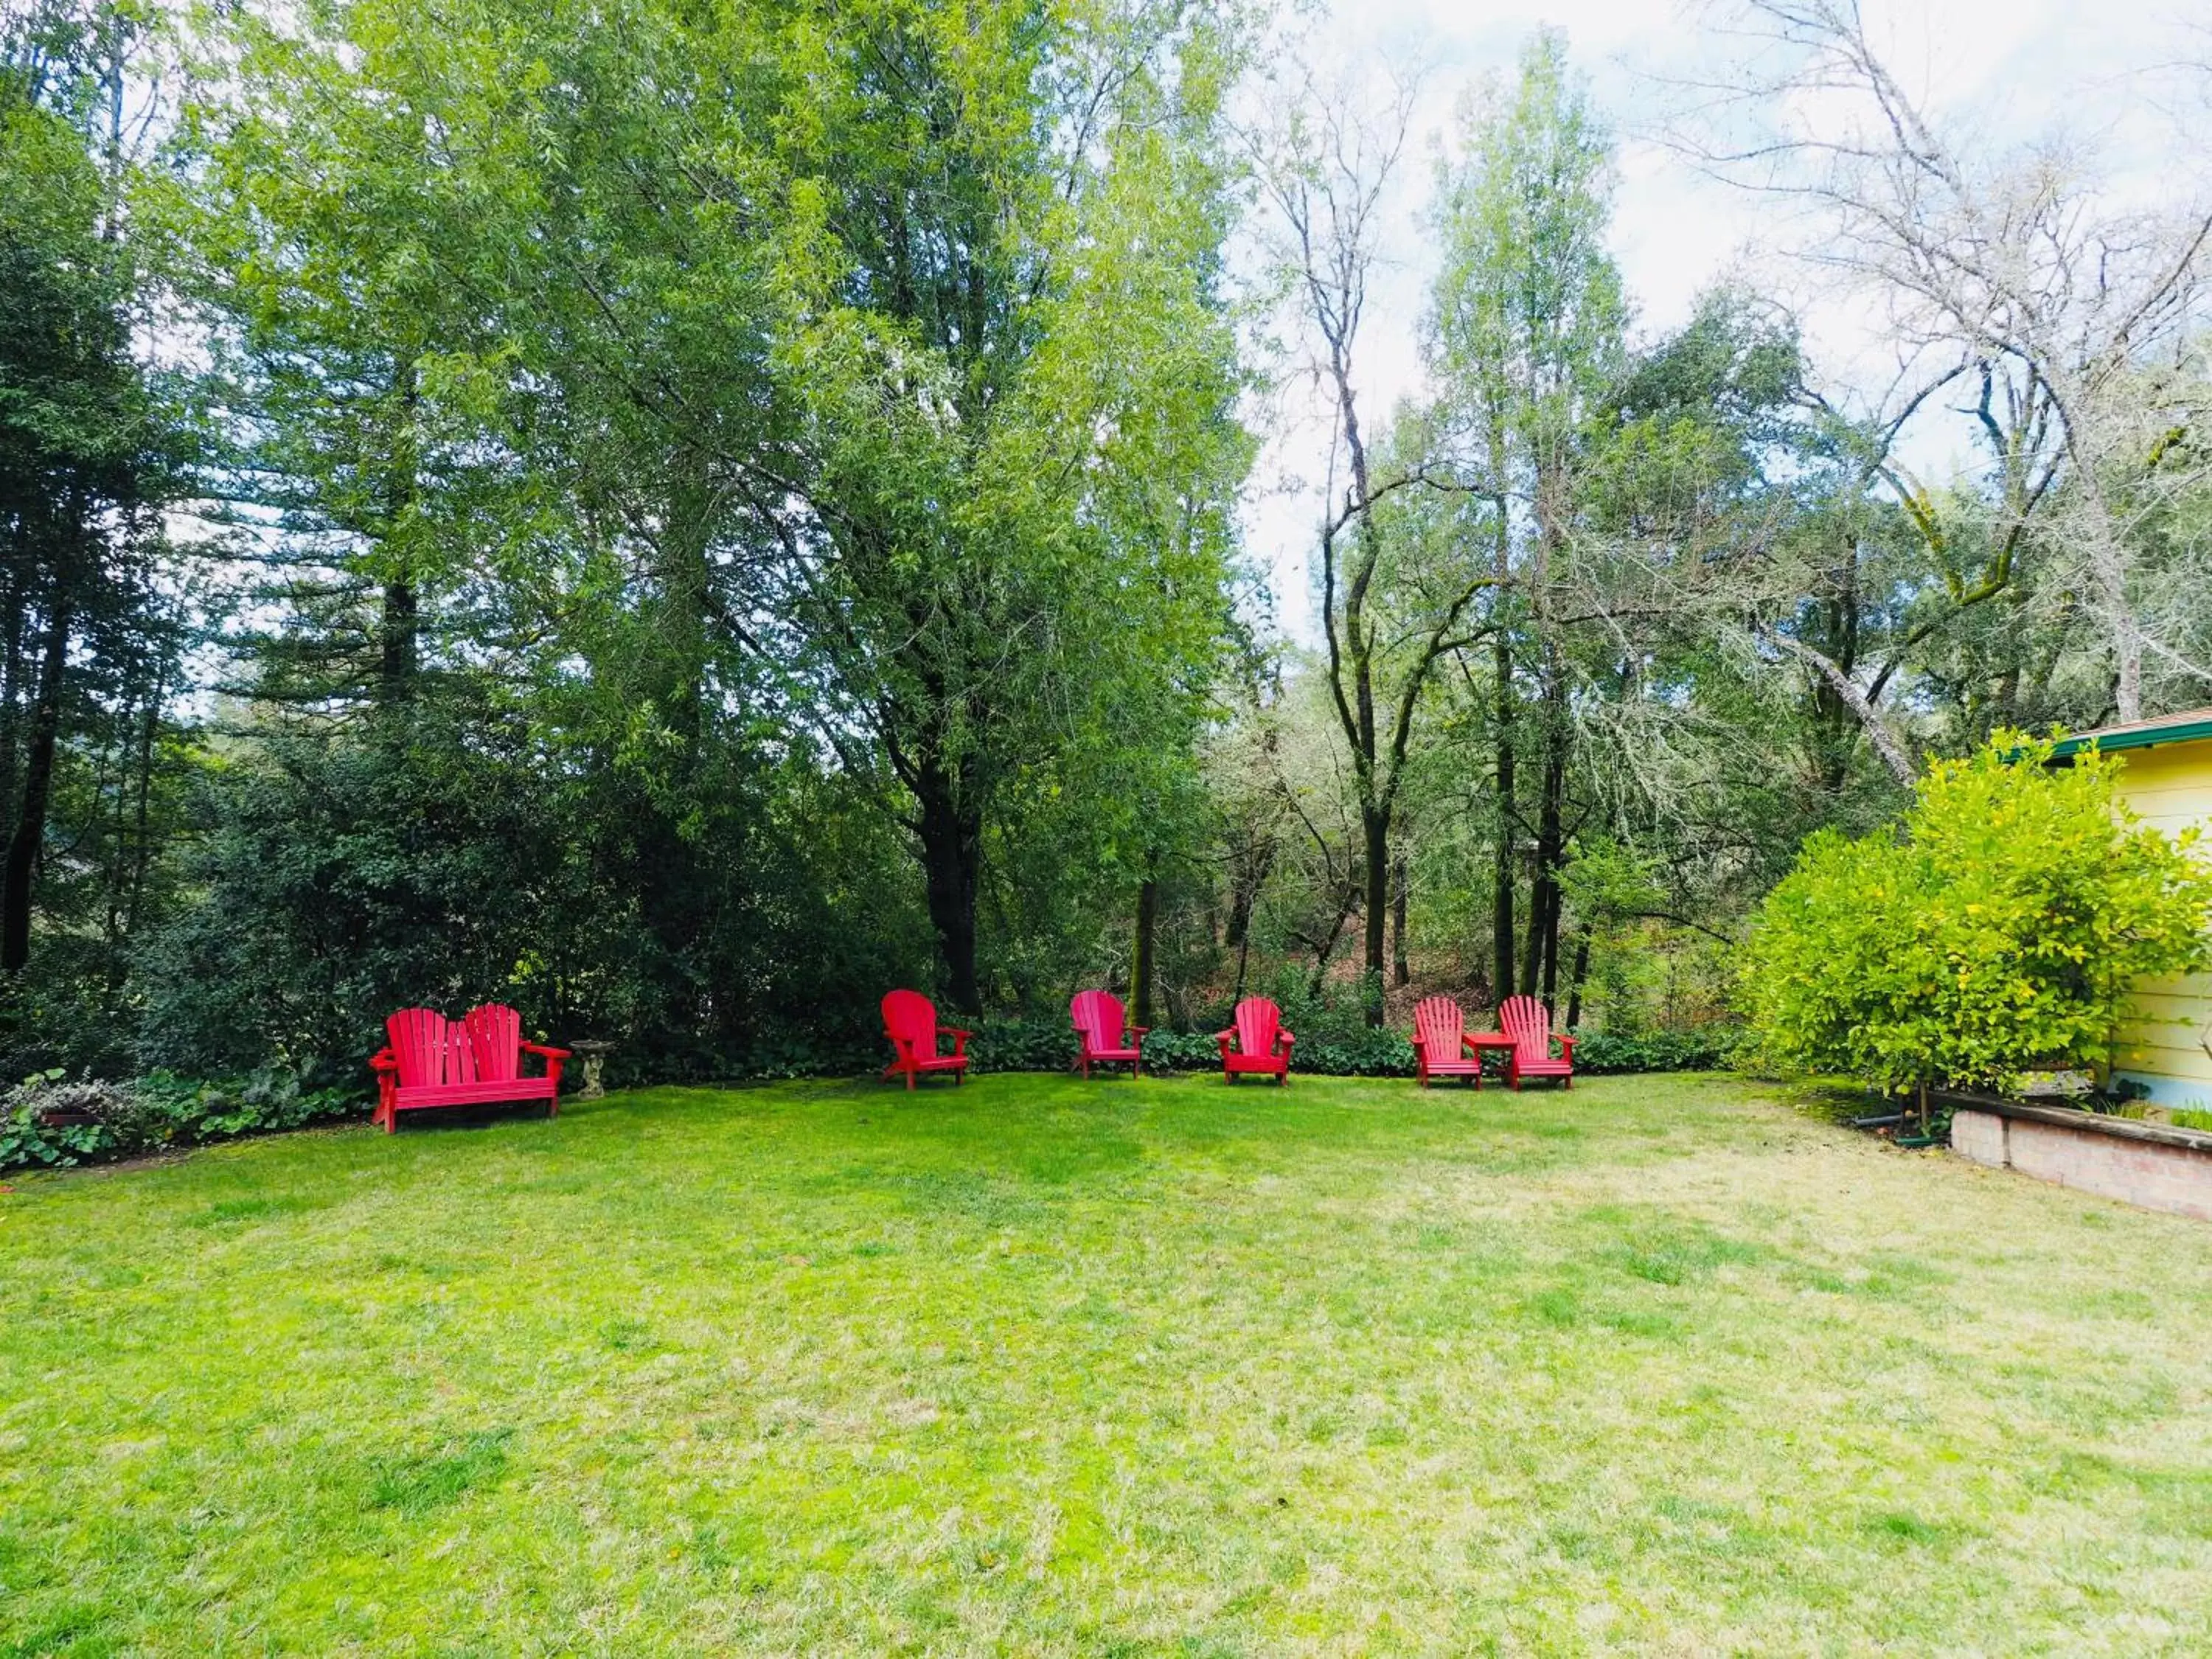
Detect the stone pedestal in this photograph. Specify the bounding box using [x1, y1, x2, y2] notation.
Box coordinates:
[571, 1041, 613, 1101]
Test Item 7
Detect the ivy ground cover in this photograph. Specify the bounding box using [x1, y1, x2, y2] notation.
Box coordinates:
[4, 1074, 2210, 1655]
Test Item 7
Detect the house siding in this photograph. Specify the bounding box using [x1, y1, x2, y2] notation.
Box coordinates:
[2110, 742, 2212, 1107]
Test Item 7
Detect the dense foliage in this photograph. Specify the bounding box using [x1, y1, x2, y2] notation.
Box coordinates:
[0, 1065, 361, 1168]
[1742, 737, 2212, 1093]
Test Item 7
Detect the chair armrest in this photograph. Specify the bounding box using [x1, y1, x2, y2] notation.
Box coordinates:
[1555, 1033, 1577, 1060]
[946, 1028, 972, 1057]
[1277, 1030, 1295, 1054]
[1459, 1034, 1481, 1056]
[1215, 1029, 1235, 1054]
[521, 1042, 570, 1060]
[371, 1047, 398, 1074]
[1131, 1026, 1151, 1042]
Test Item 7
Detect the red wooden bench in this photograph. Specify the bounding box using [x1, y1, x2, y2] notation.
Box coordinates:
[1071, 989, 1147, 1079]
[882, 990, 970, 1089]
[1498, 995, 1575, 1089]
[370, 1005, 568, 1133]
[1217, 996, 1293, 1085]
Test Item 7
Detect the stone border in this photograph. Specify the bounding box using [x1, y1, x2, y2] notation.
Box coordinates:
[1938, 1089, 2212, 1222]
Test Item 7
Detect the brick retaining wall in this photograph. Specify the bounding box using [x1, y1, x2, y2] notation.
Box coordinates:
[1942, 1092, 2212, 1222]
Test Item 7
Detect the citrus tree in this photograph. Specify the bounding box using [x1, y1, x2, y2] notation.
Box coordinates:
[1742, 734, 2212, 1100]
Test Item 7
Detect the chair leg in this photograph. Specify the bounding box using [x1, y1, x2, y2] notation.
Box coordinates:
[905, 1071, 916, 1091]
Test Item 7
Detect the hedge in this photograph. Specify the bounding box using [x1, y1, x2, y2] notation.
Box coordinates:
[4, 1023, 1741, 1175]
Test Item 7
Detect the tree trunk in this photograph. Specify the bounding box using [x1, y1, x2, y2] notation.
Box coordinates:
[1491, 639, 1515, 1004]
[1360, 807, 1388, 1025]
[1133, 874, 1158, 1030]
[914, 761, 983, 1014]
[2, 596, 71, 973]
[377, 361, 422, 709]
[378, 580, 418, 707]
[1564, 929, 1591, 1030]
[0, 569, 25, 821]
[118, 672, 161, 953]
[1540, 881, 1562, 1009]
[1520, 737, 1565, 1000]
[1390, 851, 1409, 987]
[1225, 832, 1273, 950]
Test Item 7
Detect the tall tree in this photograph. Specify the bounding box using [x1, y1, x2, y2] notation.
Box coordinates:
[1, 0, 177, 981]
[1254, 63, 1500, 1022]
[1428, 30, 1626, 1004]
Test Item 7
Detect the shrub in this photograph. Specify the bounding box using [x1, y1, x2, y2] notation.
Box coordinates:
[1, 1068, 364, 1173]
[1573, 1029, 1738, 1074]
[1741, 733, 2212, 1096]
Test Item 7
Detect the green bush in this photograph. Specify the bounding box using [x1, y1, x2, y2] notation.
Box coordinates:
[1573, 1029, 1738, 1074]
[1, 1068, 364, 1172]
[1741, 734, 2212, 1095]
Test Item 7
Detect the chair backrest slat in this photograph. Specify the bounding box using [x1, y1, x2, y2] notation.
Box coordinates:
[387, 1008, 456, 1090]
[1070, 990, 1124, 1054]
[465, 1004, 523, 1082]
[882, 990, 939, 1054]
[1233, 997, 1281, 1057]
[1499, 995, 1550, 1063]
[1413, 996, 1465, 1055]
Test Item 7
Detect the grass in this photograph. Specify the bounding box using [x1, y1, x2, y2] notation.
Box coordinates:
[2, 1071, 2211, 1656]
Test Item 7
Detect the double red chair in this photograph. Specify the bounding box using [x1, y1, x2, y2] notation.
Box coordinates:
[371, 1004, 568, 1132]
[1409, 993, 1575, 1090]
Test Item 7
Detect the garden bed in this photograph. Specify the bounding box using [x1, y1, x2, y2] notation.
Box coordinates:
[1940, 1089, 2212, 1222]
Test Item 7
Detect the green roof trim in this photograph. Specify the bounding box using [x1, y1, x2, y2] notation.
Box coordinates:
[2048, 715, 2212, 759]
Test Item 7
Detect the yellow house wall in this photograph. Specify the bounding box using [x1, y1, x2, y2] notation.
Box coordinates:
[2110, 740, 2212, 1107]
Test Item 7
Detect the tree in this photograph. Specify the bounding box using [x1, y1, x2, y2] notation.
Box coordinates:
[763, 0, 1249, 1008]
[1428, 30, 1625, 1004]
[1695, 0, 2212, 729]
[173, 0, 1247, 1029]
[1, 0, 182, 994]
[1742, 734, 2212, 1102]
[1252, 59, 1502, 1021]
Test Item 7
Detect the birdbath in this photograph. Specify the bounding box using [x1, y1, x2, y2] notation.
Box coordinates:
[569, 1040, 614, 1100]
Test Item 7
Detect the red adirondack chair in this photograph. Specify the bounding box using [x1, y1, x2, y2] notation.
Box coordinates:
[1411, 995, 1487, 1088]
[370, 1004, 568, 1133]
[1498, 995, 1575, 1089]
[1217, 996, 1293, 1085]
[882, 990, 970, 1089]
[1071, 990, 1147, 1079]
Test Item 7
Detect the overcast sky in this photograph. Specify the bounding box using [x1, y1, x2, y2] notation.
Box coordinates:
[1243, 0, 2212, 641]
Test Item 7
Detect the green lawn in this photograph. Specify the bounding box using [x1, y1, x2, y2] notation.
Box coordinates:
[3, 1073, 2210, 1656]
